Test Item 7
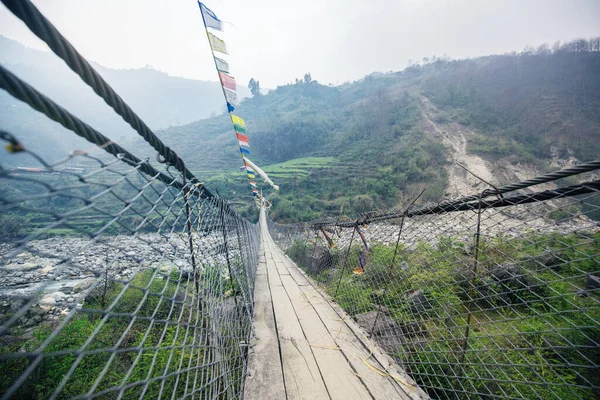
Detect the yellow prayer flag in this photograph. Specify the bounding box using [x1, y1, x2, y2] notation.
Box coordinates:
[208, 32, 228, 54]
[230, 114, 246, 128]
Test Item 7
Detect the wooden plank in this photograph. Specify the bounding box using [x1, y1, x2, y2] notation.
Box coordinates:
[290, 271, 428, 400]
[280, 259, 311, 286]
[249, 207, 427, 400]
[269, 284, 329, 400]
[278, 275, 372, 400]
[244, 274, 286, 399]
[256, 261, 267, 275]
[268, 230, 423, 398]
[276, 261, 291, 276]
[267, 262, 283, 287]
[295, 282, 415, 400]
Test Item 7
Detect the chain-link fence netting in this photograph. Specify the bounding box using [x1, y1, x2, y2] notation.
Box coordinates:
[268, 166, 600, 399]
[0, 138, 260, 399]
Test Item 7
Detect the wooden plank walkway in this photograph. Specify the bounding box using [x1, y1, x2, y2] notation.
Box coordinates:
[244, 208, 428, 400]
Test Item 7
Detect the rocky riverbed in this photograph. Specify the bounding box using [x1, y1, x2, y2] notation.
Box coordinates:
[273, 205, 598, 252]
[0, 232, 233, 328]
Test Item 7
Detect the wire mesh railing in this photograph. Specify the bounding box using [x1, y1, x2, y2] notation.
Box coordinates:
[268, 164, 600, 399]
[0, 141, 260, 399]
[0, 1, 260, 398]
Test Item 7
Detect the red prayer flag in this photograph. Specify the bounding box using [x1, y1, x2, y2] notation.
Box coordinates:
[236, 133, 249, 142]
[219, 72, 236, 91]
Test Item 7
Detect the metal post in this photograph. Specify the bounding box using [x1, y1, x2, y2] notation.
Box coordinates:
[370, 189, 425, 334]
[335, 223, 357, 298]
[455, 191, 485, 393]
[219, 199, 240, 314]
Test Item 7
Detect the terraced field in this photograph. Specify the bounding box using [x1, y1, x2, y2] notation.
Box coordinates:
[261, 157, 336, 178]
[192, 157, 337, 181]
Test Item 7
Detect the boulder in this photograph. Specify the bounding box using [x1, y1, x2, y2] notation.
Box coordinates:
[526, 251, 563, 270]
[305, 246, 334, 274]
[490, 263, 530, 288]
[72, 277, 97, 293]
[586, 274, 600, 290]
[355, 308, 398, 337]
[487, 263, 547, 304]
[39, 292, 67, 310]
[406, 289, 431, 313]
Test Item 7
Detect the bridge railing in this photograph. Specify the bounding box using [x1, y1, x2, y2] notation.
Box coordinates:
[0, 146, 260, 399]
[0, 1, 260, 398]
[268, 164, 600, 399]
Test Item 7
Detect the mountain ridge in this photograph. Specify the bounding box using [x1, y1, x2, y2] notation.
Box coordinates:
[149, 40, 600, 221]
[2, 34, 599, 221]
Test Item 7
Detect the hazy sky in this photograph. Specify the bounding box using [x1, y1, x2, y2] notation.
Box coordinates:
[1, 0, 599, 88]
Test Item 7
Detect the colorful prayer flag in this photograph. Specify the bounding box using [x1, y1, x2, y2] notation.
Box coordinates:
[231, 114, 245, 128]
[208, 32, 227, 54]
[353, 251, 367, 275]
[321, 228, 335, 249]
[199, 3, 223, 31]
[219, 72, 236, 91]
[199, 5, 278, 202]
[356, 226, 369, 250]
[214, 56, 229, 73]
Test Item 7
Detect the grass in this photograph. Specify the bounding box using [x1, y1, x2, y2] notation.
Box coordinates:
[262, 157, 336, 178]
[189, 157, 337, 186]
[192, 157, 336, 179]
[0, 265, 250, 399]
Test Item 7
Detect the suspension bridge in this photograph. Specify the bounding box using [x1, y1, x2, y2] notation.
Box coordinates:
[0, 0, 599, 399]
[244, 208, 425, 399]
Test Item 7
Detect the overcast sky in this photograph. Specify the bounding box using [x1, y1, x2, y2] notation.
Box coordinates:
[1, 0, 600, 88]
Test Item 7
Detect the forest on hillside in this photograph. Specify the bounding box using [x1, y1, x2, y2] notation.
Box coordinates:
[150, 38, 600, 222]
[2, 38, 599, 228]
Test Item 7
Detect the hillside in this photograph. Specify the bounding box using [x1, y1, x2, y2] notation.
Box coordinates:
[152, 39, 600, 221]
[3, 36, 599, 222]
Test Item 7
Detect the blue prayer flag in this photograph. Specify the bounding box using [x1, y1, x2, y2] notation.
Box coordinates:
[198, 2, 223, 31]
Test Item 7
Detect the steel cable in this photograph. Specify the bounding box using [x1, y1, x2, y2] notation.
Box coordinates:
[1, 0, 201, 186]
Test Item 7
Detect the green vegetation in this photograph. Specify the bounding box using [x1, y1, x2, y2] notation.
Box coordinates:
[262, 157, 336, 178]
[141, 40, 600, 222]
[419, 39, 600, 162]
[0, 267, 247, 399]
[286, 232, 600, 399]
[4, 39, 599, 223]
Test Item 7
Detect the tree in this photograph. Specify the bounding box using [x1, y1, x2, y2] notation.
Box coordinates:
[248, 78, 261, 97]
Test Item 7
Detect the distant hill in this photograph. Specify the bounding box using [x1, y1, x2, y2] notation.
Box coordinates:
[0, 35, 249, 164]
[2, 34, 599, 222]
[151, 38, 600, 221]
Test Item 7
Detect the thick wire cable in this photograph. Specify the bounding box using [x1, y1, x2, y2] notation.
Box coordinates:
[1, 0, 202, 187]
